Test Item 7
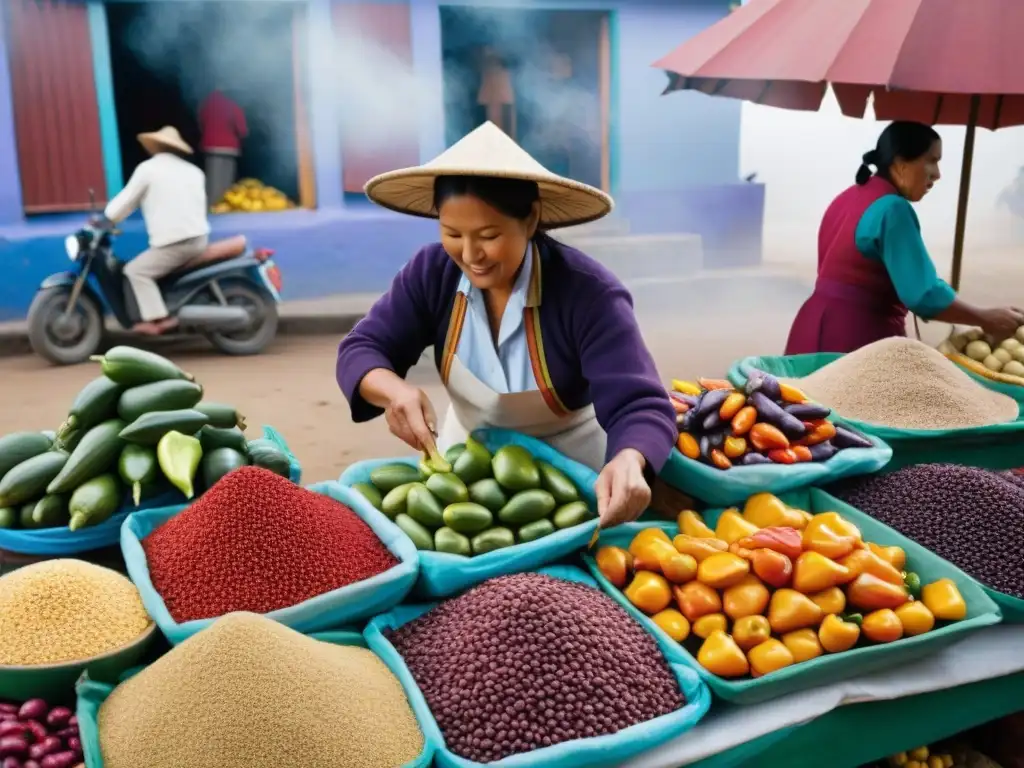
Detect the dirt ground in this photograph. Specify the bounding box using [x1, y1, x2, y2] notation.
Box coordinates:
[1, 249, 1019, 483]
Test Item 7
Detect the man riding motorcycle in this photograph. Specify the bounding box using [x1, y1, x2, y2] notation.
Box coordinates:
[101, 126, 210, 335]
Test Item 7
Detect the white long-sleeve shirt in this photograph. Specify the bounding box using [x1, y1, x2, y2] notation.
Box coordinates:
[104, 153, 211, 248]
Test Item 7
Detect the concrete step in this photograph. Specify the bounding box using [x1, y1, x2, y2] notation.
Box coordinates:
[556, 216, 631, 239]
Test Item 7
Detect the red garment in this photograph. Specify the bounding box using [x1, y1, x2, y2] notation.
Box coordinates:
[785, 176, 908, 355]
[198, 91, 248, 152]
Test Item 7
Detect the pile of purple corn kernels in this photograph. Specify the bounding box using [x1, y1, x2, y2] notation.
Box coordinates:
[386, 572, 685, 763]
[827, 463, 1024, 599]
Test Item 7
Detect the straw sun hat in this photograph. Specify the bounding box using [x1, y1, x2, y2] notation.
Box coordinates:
[137, 126, 193, 156]
[364, 121, 613, 228]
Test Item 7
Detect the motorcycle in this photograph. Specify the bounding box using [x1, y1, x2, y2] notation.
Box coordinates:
[27, 211, 282, 365]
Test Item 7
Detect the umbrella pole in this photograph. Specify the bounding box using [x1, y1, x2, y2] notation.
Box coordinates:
[950, 94, 981, 291]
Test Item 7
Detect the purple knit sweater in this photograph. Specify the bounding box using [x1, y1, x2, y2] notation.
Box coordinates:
[336, 235, 677, 472]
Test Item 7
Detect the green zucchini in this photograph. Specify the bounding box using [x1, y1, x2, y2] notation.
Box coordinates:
[117, 380, 204, 423]
[56, 376, 124, 441]
[118, 444, 158, 506]
[194, 402, 246, 430]
[90, 345, 194, 385]
[19, 502, 40, 529]
[0, 507, 15, 529]
[119, 409, 209, 445]
[201, 447, 248, 489]
[0, 432, 55, 481]
[246, 438, 291, 478]
[199, 425, 248, 453]
[68, 474, 122, 531]
[0, 451, 69, 507]
[31, 494, 70, 528]
[47, 419, 126, 495]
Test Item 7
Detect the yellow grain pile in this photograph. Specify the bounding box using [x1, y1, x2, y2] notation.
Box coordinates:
[98, 612, 424, 768]
[0, 559, 151, 666]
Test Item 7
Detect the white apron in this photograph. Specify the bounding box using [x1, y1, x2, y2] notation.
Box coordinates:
[435, 248, 607, 472]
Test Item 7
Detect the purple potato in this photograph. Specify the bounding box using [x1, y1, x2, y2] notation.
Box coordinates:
[39, 753, 78, 768]
[702, 411, 722, 431]
[694, 388, 730, 420]
[749, 392, 806, 436]
[808, 441, 839, 462]
[740, 452, 772, 466]
[42, 711, 69, 733]
[12, 706, 42, 727]
[0, 725, 25, 740]
[832, 425, 874, 450]
[0, 737, 28, 759]
[21, 724, 45, 747]
[2, 756, 22, 768]
[0, 706, 17, 716]
[783, 402, 832, 421]
[27, 739, 60, 762]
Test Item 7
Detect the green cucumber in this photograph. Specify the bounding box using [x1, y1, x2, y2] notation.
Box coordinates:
[56, 376, 124, 441]
[442, 502, 493, 535]
[395, 513, 434, 551]
[434, 526, 472, 556]
[0, 432, 55, 480]
[199, 425, 248, 453]
[369, 463, 422, 493]
[91, 345, 193, 385]
[19, 502, 41, 529]
[0, 507, 15, 529]
[120, 409, 209, 445]
[194, 402, 246, 430]
[68, 474, 122, 531]
[47, 419, 126, 495]
[553, 501, 592, 529]
[492, 445, 540, 491]
[246, 438, 291, 478]
[201, 447, 248, 489]
[31, 494, 70, 528]
[518, 518, 556, 543]
[0, 451, 70, 507]
[406, 483, 444, 528]
[118, 444, 158, 506]
[471, 526, 515, 555]
[538, 461, 580, 505]
[117, 380, 204, 422]
[380, 482, 418, 519]
[498, 489, 556, 526]
[352, 482, 383, 511]
[425, 472, 469, 505]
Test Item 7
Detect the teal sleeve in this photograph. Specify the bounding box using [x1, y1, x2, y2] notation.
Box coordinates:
[855, 195, 956, 318]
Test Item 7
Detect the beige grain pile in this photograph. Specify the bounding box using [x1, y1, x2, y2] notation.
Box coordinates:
[0, 559, 151, 666]
[98, 612, 424, 768]
[787, 338, 1019, 430]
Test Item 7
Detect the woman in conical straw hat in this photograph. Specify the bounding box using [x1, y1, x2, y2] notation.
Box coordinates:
[337, 122, 676, 527]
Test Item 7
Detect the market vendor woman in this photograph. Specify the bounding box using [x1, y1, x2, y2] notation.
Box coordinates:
[785, 121, 1024, 355]
[336, 122, 677, 527]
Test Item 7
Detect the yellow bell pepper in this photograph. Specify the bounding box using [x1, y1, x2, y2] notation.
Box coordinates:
[673, 581, 723, 622]
[595, 546, 633, 589]
[661, 551, 699, 584]
[632, 538, 680, 575]
[697, 630, 749, 678]
[747, 638, 796, 677]
[732, 615, 771, 652]
[802, 512, 862, 560]
[839, 548, 905, 585]
[697, 552, 751, 589]
[742, 493, 808, 529]
[673, 534, 729, 562]
[623, 571, 673, 615]
[651, 608, 691, 642]
[921, 578, 967, 621]
[781, 628, 823, 662]
[818, 613, 860, 653]
[867, 541, 907, 571]
[672, 379, 703, 396]
[693, 612, 729, 639]
[792, 551, 851, 593]
[628, 528, 673, 558]
[894, 600, 935, 636]
[808, 586, 846, 615]
[722, 574, 770, 620]
[715, 508, 760, 544]
[679, 509, 716, 538]
[767, 589, 824, 634]
[861, 608, 904, 643]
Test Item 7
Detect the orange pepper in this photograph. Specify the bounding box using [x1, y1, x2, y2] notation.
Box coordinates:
[731, 406, 758, 436]
[673, 581, 723, 622]
[894, 601, 935, 636]
[749, 423, 790, 451]
[732, 615, 772, 652]
[767, 589, 824, 634]
[698, 377, 734, 391]
[661, 551, 699, 584]
[846, 573, 910, 612]
[861, 608, 904, 643]
[800, 420, 837, 446]
[867, 542, 907, 571]
[710, 449, 733, 470]
[628, 528, 673, 557]
[677, 432, 700, 459]
[791, 445, 813, 463]
[729, 541, 755, 560]
[742, 494, 807, 530]
[673, 534, 729, 562]
[678, 510, 716, 539]
[698, 552, 751, 589]
[723, 574, 770, 620]
[768, 449, 799, 464]
[792, 551, 851, 593]
[738, 526, 804, 559]
[818, 613, 861, 653]
[595, 546, 633, 589]
[778, 383, 808, 403]
[781, 628, 823, 662]
[623, 571, 673, 615]
[692, 612, 729, 639]
[839, 548, 905, 585]
[747, 638, 796, 677]
[723, 436, 748, 459]
[697, 630, 749, 678]
[632, 539, 680, 574]
[719, 392, 747, 420]
[802, 512, 862, 560]
[808, 586, 846, 615]
[715, 508, 760, 544]
[750, 548, 793, 588]
[651, 608, 691, 642]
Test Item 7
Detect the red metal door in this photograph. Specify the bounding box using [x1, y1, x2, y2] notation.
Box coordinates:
[6, 0, 107, 213]
[332, 3, 420, 193]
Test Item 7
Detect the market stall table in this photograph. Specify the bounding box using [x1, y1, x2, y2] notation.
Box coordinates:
[625, 625, 1024, 767]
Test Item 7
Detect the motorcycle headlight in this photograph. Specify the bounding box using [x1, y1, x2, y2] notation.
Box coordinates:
[65, 235, 80, 261]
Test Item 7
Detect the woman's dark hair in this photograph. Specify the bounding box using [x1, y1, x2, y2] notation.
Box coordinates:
[856, 121, 941, 185]
[432, 175, 540, 220]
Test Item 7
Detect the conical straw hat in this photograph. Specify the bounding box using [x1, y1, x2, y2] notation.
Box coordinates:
[364, 122, 612, 228]
[137, 126, 193, 156]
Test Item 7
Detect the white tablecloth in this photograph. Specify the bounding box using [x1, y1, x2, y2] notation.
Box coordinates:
[628, 625, 1024, 768]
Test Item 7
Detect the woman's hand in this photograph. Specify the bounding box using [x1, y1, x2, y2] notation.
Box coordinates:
[595, 449, 651, 528]
[384, 381, 439, 453]
[980, 307, 1024, 340]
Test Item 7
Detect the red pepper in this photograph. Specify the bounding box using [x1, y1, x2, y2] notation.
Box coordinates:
[767, 448, 798, 464]
[739, 527, 803, 561]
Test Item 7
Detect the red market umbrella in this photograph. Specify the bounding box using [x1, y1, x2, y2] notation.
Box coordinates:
[653, 0, 1024, 290]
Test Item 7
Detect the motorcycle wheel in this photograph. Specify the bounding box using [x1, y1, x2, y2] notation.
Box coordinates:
[205, 282, 279, 356]
[27, 286, 104, 365]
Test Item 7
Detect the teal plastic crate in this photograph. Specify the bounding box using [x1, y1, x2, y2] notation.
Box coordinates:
[583, 487, 1002, 705]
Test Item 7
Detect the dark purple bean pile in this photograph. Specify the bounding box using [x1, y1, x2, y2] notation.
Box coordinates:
[386, 573, 685, 763]
[827, 463, 1024, 598]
